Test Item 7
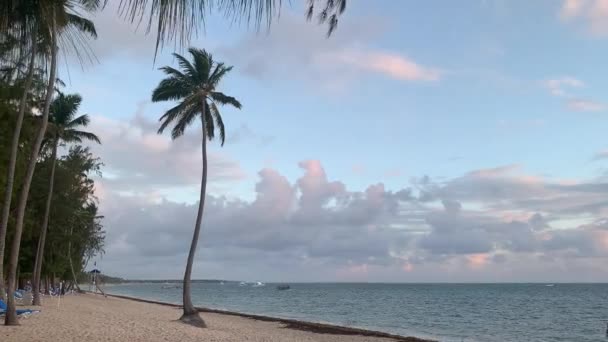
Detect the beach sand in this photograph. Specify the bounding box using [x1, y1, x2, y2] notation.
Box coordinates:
[1, 293, 431, 342]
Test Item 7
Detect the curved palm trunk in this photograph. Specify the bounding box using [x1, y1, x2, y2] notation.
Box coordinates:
[5, 20, 57, 326]
[179, 106, 208, 328]
[0, 32, 38, 302]
[32, 140, 58, 305]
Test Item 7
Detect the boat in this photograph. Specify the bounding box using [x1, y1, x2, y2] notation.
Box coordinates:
[239, 281, 247, 286]
[276, 285, 290, 290]
[545, 284, 555, 287]
[252, 281, 265, 287]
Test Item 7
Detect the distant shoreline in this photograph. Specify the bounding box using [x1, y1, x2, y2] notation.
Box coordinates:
[103, 292, 434, 342]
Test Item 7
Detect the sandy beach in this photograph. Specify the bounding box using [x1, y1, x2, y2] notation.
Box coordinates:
[1, 294, 432, 342]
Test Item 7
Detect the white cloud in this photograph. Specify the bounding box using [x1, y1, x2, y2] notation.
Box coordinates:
[543, 77, 606, 112]
[566, 98, 606, 112]
[219, 12, 441, 92]
[86, 108, 246, 199]
[544, 77, 584, 97]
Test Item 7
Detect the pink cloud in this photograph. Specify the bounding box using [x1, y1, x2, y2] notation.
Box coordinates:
[322, 49, 441, 82]
[466, 253, 490, 269]
[402, 262, 414, 272]
[561, 0, 586, 18]
[559, 0, 608, 35]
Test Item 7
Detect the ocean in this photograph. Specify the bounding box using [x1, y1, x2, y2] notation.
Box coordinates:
[104, 282, 608, 342]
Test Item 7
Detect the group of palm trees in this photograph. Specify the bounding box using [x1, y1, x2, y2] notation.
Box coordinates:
[1, 0, 346, 328]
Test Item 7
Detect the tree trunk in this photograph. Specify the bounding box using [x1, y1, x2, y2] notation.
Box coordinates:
[67, 225, 81, 292]
[32, 140, 58, 305]
[5, 19, 57, 326]
[0, 31, 38, 302]
[179, 107, 208, 328]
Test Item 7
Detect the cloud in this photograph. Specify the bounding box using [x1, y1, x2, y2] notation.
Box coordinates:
[227, 124, 275, 146]
[593, 150, 608, 160]
[219, 12, 441, 92]
[543, 77, 605, 112]
[559, 0, 608, 36]
[544, 77, 584, 97]
[99, 160, 417, 281]
[86, 105, 246, 198]
[560, 0, 586, 18]
[95, 155, 608, 281]
[319, 50, 441, 82]
[566, 99, 606, 112]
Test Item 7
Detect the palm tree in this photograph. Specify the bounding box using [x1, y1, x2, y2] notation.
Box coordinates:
[31, 92, 100, 306]
[3, 0, 98, 325]
[0, 0, 43, 302]
[151, 48, 241, 327]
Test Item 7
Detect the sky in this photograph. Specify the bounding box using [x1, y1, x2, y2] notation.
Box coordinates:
[58, 0, 608, 282]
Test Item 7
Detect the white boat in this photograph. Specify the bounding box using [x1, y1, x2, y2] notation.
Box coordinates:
[252, 281, 265, 287]
[239, 281, 247, 286]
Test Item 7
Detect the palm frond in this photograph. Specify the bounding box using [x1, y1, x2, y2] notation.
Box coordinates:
[64, 130, 101, 144]
[50, 93, 83, 125]
[65, 13, 97, 39]
[66, 113, 90, 128]
[173, 52, 197, 79]
[210, 91, 242, 109]
[158, 65, 192, 84]
[307, 0, 346, 37]
[157, 98, 198, 136]
[189, 47, 212, 83]
[117, 0, 281, 56]
[208, 64, 232, 87]
[171, 104, 200, 139]
[203, 100, 215, 141]
[209, 101, 225, 146]
[151, 76, 192, 102]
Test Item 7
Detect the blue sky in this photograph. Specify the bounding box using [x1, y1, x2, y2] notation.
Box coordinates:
[58, 0, 608, 281]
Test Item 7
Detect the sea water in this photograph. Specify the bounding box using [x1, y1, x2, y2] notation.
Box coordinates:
[105, 283, 608, 342]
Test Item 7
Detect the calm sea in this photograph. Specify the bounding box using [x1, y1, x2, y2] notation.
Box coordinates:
[104, 282, 608, 342]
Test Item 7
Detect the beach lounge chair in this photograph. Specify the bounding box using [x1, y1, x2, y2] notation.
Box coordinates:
[0, 299, 39, 317]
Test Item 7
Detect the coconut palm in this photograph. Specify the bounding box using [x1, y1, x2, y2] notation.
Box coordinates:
[3, 0, 98, 325]
[31, 92, 100, 306]
[151, 48, 241, 327]
[0, 0, 43, 301]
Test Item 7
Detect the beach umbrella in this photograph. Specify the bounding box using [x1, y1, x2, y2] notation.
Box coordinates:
[89, 269, 101, 274]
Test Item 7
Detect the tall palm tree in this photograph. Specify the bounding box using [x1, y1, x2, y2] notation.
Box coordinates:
[0, 0, 43, 301]
[3, 0, 98, 325]
[31, 92, 100, 306]
[151, 48, 241, 327]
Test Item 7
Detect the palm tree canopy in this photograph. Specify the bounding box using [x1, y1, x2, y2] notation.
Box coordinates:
[152, 48, 241, 145]
[115, 0, 346, 55]
[0, 0, 100, 67]
[48, 92, 101, 145]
